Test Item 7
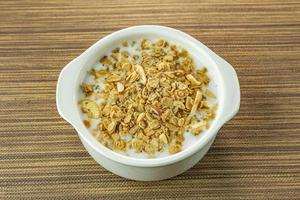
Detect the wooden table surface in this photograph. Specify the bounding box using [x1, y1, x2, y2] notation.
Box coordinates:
[1, 0, 299, 199]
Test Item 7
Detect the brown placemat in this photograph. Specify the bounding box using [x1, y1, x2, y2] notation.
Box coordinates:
[0, 0, 299, 199]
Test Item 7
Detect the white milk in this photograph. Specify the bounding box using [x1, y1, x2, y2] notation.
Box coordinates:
[80, 39, 218, 159]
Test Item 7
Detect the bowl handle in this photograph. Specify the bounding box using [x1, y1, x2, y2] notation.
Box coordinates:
[206, 49, 240, 124]
[56, 58, 82, 125]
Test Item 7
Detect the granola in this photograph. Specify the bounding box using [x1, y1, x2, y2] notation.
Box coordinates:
[79, 39, 218, 157]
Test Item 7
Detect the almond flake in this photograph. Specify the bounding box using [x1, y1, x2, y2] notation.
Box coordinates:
[186, 74, 201, 85]
[116, 82, 124, 92]
[159, 134, 168, 144]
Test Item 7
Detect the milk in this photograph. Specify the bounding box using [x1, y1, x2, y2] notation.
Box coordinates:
[80, 38, 218, 159]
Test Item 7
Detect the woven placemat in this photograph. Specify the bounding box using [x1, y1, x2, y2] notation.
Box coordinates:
[0, 0, 299, 199]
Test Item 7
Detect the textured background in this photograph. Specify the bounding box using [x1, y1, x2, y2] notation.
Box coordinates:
[0, 0, 299, 199]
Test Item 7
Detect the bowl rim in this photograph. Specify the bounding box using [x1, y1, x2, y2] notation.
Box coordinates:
[57, 25, 240, 167]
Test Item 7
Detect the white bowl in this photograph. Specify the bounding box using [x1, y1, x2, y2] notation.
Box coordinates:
[56, 25, 240, 181]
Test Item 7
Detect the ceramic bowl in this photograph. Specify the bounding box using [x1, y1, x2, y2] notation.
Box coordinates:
[56, 25, 240, 181]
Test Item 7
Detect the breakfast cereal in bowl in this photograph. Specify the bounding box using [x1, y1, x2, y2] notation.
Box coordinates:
[79, 38, 218, 158]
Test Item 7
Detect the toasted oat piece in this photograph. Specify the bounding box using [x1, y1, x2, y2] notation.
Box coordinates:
[135, 64, 147, 85]
[91, 68, 108, 78]
[80, 99, 100, 118]
[122, 41, 128, 47]
[191, 124, 205, 136]
[107, 121, 117, 133]
[107, 74, 122, 82]
[205, 89, 216, 99]
[190, 91, 203, 114]
[83, 119, 91, 128]
[168, 144, 181, 154]
[81, 84, 93, 97]
[149, 120, 160, 130]
[100, 56, 112, 66]
[186, 74, 201, 85]
[141, 39, 152, 49]
[159, 133, 168, 144]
